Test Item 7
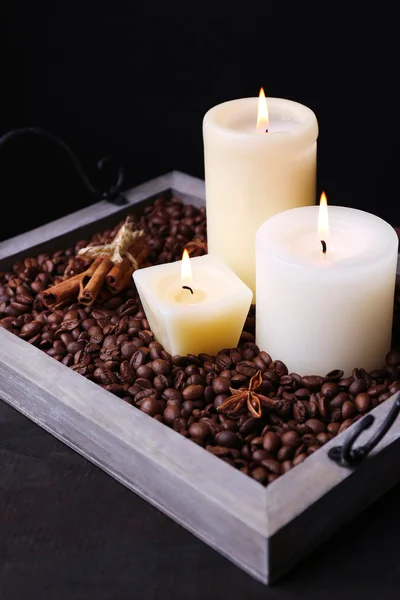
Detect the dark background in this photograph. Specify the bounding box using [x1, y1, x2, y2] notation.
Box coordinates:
[2, 7, 400, 599]
[2, 10, 400, 240]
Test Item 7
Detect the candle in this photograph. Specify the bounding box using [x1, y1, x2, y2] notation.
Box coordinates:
[255, 197, 399, 376]
[133, 251, 252, 356]
[203, 91, 319, 295]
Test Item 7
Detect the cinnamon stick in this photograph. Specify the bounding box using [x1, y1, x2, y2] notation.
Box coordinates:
[42, 273, 83, 308]
[78, 257, 113, 306]
[105, 237, 148, 294]
[41, 258, 102, 308]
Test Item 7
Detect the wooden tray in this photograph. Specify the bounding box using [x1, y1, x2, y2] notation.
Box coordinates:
[1, 171, 399, 585]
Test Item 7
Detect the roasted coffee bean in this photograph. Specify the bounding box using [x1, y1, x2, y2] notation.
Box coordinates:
[316, 432, 333, 444]
[182, 384, 204, 401]
[215, 431, 241, 449]
[120, 361, 136, 385]
[349, 378, 367, 395]
[281, 460, 293, 473]
[305, 419, 326, 434]
[327, 422, 341, 435]
[239, 417, 258, 435]
[317, 394, 330, 418]
[140, 397, 162, 416]
[281, 430, 300, 448]
[236, 361, 257, 378]
[154, 374, 170, 391]
[277, 445, 294, 461]
[258, 351, 272, 367]
[130, 350, 147, 369]
[215, 353, 232, 370]
[293, 453, 307, 466]
[152, 358, 170, 376]
[321, 381, 340, 398]
[251, 467, 269, 484]
[262, 431, 281, 453]
[293, 400, 308, 423]
[188, 421, 209, 440]
[329, 391, 350, 408]
[368, 383, 389, 398]
[252, 449, 271, 463]
[135, 365, 153, 380]
[20, 320, 42, 339]
[212, 376, 231, 395]
[261, 458, 282, 474]
[163, 404, 181, 425]
[301, 375, 325, 390]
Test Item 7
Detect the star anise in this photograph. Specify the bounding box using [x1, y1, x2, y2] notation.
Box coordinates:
[185, 238, 208, 257]
[217, 370, 279, 419]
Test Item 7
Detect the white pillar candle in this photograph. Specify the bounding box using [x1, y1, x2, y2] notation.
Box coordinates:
[203, 93, 319, 295]
[133, 253, 252, 357]
[255, 204, 399, 376]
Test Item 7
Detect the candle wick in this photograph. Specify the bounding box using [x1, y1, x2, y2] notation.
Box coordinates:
[265, 128, 269, 133]
[182, 285, 194, 295]
[321, 240, 327, 254]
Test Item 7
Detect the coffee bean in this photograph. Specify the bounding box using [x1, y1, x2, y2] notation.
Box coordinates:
[236, 361, 257, 378]
[316, 432, 333, 444]
[293, 400, 308, 423]
[237, 418, 256, 436]
[258, 351, 272, 367]
[338, 418, 354, 434]
[281, 430, 300, 448]
[317, 394, 330, 418]
[152, 358, 170, 376]
[321, 381, 340, 398]
[349, 378, 367, 395]
[120, 361, 136, 385]
[188, 421, 209, 440]
[251, 467, 268, 484]
[212, 376, 231, 395]
[301, 375, 325, 390]
[183, 384, 204, 401]
[305, 419, 326, 434]
[163, 404, 181, 425]
[20, 320, 43, 339]
[261, 458, 282, 474]
[262, 431, 281, 453]
[277, 445, 294, 461]
[140, 397, 162, 416]
[329, 391, 350, 408]
[354, 392, 371, 412]
[215, 431, 241, 449]
[293, 453, 307, 466]
[327, 422, 341, 435]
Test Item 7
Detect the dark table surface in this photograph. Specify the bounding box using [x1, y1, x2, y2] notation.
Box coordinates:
[1, 399, 399, 600]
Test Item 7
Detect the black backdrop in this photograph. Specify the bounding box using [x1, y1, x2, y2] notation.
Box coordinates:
[2, 10, 400, 240]
[2, 10, 400, 599]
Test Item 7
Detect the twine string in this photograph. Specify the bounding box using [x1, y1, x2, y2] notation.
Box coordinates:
[77, 220, 145, 269]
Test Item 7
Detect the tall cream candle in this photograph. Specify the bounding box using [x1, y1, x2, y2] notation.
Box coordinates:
[203, 94, 319, 295]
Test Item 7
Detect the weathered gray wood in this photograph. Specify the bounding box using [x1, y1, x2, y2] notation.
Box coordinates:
[0, 171, 399, 585]
[266, 393, 400, 582]
[0, 326, 268, 582]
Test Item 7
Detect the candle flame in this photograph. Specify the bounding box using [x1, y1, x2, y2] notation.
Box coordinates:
[318, 191, 330, 243]
[257, 88, 269, 131]
[181, 248, 193, 287]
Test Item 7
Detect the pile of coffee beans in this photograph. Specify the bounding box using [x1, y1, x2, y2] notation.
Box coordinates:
[1, 195, 400, 486]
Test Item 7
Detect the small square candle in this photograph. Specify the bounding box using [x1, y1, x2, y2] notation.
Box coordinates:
[133, 253, 252, 357]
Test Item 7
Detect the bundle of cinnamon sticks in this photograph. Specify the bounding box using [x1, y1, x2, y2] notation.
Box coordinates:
[42, 221, 148, 310]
